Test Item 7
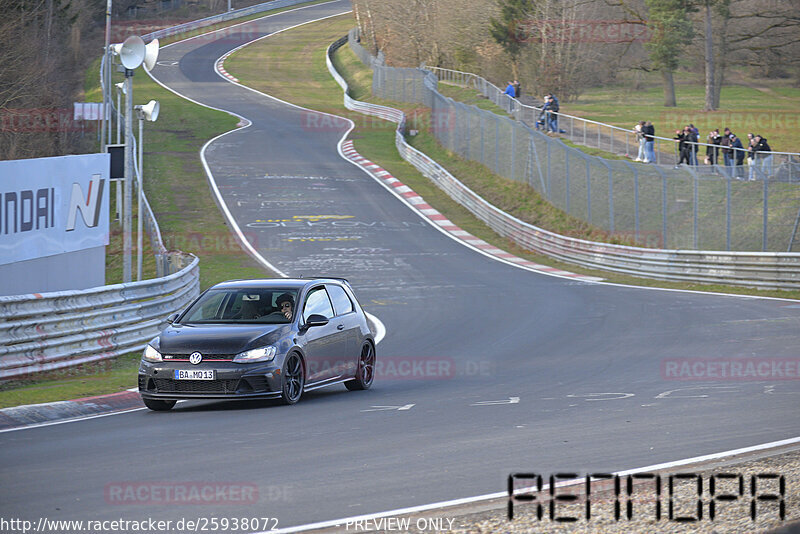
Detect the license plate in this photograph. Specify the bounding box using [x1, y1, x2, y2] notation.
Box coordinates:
[174, 369, 215, 380]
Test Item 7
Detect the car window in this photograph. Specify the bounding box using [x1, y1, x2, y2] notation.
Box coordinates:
[184, 290, 227, 322]
[302, 287, 334, 322]
[327, 284, 353, 316]
[181, 289, 297, 323]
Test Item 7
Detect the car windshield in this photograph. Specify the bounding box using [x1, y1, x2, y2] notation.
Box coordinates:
[180, 289, 299, 324]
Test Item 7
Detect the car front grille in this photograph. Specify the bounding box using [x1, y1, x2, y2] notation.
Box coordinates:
[153, 378, 240, 394]
[162, 354, 236, 361]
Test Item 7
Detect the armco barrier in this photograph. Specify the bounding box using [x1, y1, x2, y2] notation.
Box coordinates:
[329, 35, 800, 289]
[0, 254, 199, 379]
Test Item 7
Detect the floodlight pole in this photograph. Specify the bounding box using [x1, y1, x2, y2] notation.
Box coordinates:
[102, 0, 113, 150]
[123, 69, 134, 283]
[116, 89, 122, 144]
[137, 112, 144, 281]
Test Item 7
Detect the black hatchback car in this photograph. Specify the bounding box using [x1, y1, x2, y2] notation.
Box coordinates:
[138, 278, 375, 410]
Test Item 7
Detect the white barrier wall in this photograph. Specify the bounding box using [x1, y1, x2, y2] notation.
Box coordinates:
[0, 153, 109, 295]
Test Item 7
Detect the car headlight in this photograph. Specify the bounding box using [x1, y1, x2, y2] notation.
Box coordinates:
[233, 346, 277, 363]
[143, 344, 162, 362]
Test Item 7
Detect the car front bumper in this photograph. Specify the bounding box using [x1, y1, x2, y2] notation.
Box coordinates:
[138, 360, 284, 401]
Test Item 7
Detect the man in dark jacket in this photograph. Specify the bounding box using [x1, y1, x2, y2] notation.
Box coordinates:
[720, 128, 733, 168]
[546, 94, 559, 133]
[731, 134, 745, 178]
[751, 135, 773, 179]
[706, 129, 721, 165]
[674, 129, 691, 165]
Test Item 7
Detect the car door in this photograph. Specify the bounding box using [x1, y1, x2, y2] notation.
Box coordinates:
[326, 283, 361, 377]
[300, 286, 347, 382]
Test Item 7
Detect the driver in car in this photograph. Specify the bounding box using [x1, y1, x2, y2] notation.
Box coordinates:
[275, 293, 294, 320]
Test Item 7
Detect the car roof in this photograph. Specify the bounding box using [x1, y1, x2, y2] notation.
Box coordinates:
[211, 278, 347, 290]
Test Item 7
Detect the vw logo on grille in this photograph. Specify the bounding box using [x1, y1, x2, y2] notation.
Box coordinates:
[189, 352, 203, 365]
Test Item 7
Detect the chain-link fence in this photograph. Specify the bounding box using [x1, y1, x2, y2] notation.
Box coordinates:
[428, 66, 800, 184]
[349, 33, 800, 252]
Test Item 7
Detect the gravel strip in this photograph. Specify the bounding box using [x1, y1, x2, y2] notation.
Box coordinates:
[347, 448, 799, 534]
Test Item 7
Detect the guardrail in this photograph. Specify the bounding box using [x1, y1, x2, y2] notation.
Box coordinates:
[331, 33, 800, 289]
[0, 254, 199, 379]
[427, 66, 800, 182]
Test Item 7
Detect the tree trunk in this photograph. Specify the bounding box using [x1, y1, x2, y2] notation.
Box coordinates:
[662, 69, 676, 107]
[713, 10, 730, 109]
[703, 1, 716, 111]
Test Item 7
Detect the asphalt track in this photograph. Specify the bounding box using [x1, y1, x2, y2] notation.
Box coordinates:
[2, 1, 799, 530]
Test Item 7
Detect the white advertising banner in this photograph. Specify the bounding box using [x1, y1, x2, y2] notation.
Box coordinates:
[0, 153, 110, 266]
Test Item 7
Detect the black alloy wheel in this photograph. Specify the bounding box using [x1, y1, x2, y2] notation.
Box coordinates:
[281, 353, 305, 405]
[345, 343, 375, 391]
[143, 398, 176, 411]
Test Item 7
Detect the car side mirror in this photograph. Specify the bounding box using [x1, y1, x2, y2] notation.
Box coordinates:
[304, 314, 329, 328]
[166, 312, 180, 324]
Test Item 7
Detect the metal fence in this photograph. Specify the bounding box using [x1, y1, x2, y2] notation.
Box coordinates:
[428, 66, 800, 183]
[336, 33, 800, 288]
[355, 42, 800, 253]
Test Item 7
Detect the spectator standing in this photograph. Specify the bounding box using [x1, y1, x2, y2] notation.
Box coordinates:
[674, 129, 691, 165]
[634, 121, 646, 162]
[513, 80, 521, 98]
[685, 126, 699, 166]
[706, 129, 721, 165]
[720, 128, 733, 169]
[503, 81, 515, 113]
[745, 135, 755, 178]
[546, 94, 560, 133]
[731, 133, 745, 178]
[536, 95, 549, 131]
[753, 135, 773, 179]
[642, 121, 655, 163]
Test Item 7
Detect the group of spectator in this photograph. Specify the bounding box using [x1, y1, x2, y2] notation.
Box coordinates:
[537, 94, 561, 134]
[502, 82, 563, 134]
[632, 122, 775, 179]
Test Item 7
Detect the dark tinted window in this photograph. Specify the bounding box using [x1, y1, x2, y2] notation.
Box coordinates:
[302, 287, 334, 321]
[327, 284, 353, 316]
[181, 289, 297, 323]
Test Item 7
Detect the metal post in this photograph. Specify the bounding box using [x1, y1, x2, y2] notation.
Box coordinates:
[608, 165, 614, 233]
[583, 120, 586, 146]
[546, 137, 551, 201]
[116, 90, 122, 144]
[137, 115, 144, 281]
[123, 71, 134, 283]
[480, 114, 484, 165]
[693, 169, 698, 249]
[510, 124, 515, 180]
[662, 170, 668, 248]
[495, 117, 499, 174]
[763, 176, 768, 251]
[564, 150, 570, 212]
[586, 157, 592, 223]
[726, 173, 731, 250]
[101, 0, 112, 151]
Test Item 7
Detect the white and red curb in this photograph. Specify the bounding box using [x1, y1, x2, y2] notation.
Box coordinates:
[216, 50, 240, 83]
[340, 140, 602, 282]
